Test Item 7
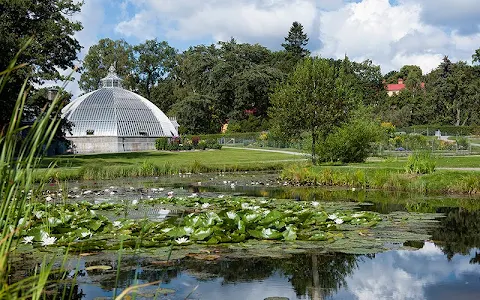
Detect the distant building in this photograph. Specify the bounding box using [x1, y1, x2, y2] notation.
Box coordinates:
[386, 78, 425, 96]
[61, 65, 179, 154]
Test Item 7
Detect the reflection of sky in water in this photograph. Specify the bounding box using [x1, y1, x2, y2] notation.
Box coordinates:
[336, 242, 480, 300]
[76, 242, 480, 300]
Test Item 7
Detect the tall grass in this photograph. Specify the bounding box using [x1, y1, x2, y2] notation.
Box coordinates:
[0, 39, 66, 299]
[281, 164, 480, 194]
[36, 160, 289, 182]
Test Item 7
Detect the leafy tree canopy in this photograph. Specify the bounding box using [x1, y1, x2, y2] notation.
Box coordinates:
[0, 0, 83, 129]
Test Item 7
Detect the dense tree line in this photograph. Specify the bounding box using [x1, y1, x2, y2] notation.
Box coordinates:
[380, 56, 480, 127]
[1, 0, 479, 150]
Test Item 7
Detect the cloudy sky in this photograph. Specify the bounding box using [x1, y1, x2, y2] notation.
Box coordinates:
[66, 0, 480, 96]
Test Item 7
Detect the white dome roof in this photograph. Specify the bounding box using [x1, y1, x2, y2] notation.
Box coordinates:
[62, 67, 178, 138]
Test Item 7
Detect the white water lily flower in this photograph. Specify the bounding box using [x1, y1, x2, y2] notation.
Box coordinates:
[262, 228, 273, 236]
[34, 211, 44, 219]
[201, 202, 210, 209]
[110, 191, 115, 195]
[218, 194, 225, 199]
[328, 214, 338, 220]
[335, 218, 344, 225]
[311, 201, 319, 207]
[175, 237, 189, 244]
[22, 236, 34, 244]
[81, 230, 92, 238]
[227, 211, 237, 219]
[113, 221, 122, 228]
[241, 203, 251, 209]
[45, 196, 53, 202]
[41, 234, 56, 247]
[159, 209, 171, 215]
[131, 199, 138, 205]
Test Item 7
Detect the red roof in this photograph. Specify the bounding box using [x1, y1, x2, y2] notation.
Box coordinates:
[386, 79, 425, 92]
[387, 83, 405, 91]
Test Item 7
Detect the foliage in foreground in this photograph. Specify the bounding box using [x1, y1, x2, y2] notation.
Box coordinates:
[0, 40, 66, 299]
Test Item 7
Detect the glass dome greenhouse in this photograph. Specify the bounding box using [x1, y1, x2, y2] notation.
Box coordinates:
[61, 66, 178, 153]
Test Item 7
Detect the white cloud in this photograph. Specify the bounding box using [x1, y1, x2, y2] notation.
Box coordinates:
[316, 0, 480, 73]
[346, 242, 480, 300]
[115, 0, 317, 46]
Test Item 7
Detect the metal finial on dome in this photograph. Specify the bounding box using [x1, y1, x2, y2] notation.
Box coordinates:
[101, 64, 123, 88]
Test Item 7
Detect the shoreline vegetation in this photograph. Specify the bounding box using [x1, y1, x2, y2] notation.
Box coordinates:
[36, 147, 480, 195]
[37, 148, 305, 182]
[280, 164, 480, 195]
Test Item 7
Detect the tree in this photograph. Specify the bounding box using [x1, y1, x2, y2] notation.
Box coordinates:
[79, 38, 135, 92]
[426, 57, 477, 126]
[269, 57, 354, 163]
[0, 0, 83, 130]
[473, 48, 480, 64]
[282, 21, 310, 58]
[133, 39, 177, 99]
[170, 94, 220, 134]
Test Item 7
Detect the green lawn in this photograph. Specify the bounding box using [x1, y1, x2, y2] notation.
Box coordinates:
[41, 148, 305, 169]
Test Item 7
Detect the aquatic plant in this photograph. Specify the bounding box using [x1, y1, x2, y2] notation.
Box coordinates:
[0, 39, 69, 299]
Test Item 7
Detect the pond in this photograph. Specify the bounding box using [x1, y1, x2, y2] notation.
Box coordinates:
[15, 172, 480, 299]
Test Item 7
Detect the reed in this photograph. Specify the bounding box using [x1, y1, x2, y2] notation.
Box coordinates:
[0, 39, 68, 299]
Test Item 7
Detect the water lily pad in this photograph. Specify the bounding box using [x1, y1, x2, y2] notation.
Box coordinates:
[85, 265, 112, 271]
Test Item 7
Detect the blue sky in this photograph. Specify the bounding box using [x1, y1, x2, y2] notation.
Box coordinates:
[66, 0, 480, 96]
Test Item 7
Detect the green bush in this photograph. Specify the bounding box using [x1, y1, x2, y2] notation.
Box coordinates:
[317, 118, 382, 163]
[405, 152, 436, 174]
[155, 137, 169, 150]
[456, 136, 470, 150]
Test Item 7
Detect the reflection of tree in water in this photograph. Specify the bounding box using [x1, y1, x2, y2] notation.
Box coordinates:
[77, 252, 364, 299]
[178, 253, 364, 299]
[432, 208, 480, 262]
[83, 256, 180, 291]
[281, 253, 366, 300]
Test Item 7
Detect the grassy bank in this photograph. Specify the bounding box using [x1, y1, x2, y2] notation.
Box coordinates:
[358, 155, 480, 169]
[38, 148, 305, 181]
[281, 164, 480, 194]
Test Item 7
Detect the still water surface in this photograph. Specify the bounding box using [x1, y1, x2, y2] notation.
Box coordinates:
[53, 174, 480, 299]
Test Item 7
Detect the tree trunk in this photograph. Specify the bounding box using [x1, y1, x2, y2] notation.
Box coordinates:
[311, 130, 317, 164]
[311, 255, 323, 300]
[455, 108, 461, 126]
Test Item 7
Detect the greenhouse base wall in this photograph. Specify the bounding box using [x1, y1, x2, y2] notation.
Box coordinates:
[68, 136, 158, 154]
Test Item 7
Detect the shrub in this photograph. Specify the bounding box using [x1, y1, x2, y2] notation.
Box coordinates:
[317, 118, 382, 163]
[192, 136, 200, 146]
[155, 137, 169, 150]
[405, 152, 436, 174]
[456, 136, 470, 150]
